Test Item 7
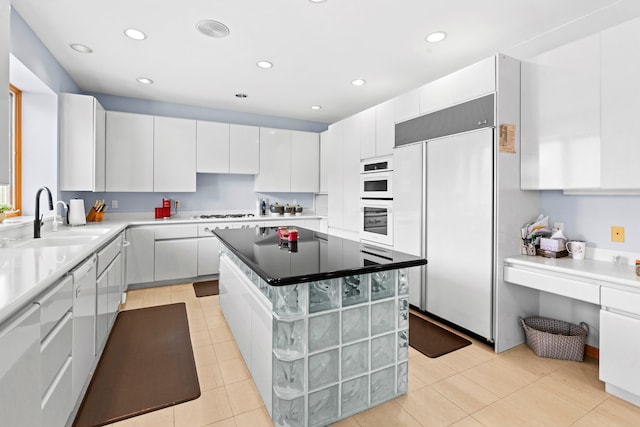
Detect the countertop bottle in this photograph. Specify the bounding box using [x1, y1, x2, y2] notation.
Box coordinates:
[636, 260, 640, 277]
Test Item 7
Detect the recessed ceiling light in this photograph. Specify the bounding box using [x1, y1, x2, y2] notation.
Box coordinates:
[351, 79, 366, 86]
[124, 28, 147, 40]
[196, 20, 231, 38]
[310, 105, 322, 110]
[308, 0, 327, 3]
[136, 77, 153, 84]
[235, 93, 248, 98]
[425, 31, 447, 43]
[257, 61, 273, 69]
[70, 43, 92, 53]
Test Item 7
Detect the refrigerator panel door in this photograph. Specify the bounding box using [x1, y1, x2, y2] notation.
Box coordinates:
[426, 128, 493, 339]
[392, 143, 424, 309]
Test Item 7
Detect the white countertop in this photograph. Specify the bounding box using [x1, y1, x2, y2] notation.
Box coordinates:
[0, 214, 326, 325]
[504, 254, 640, 293]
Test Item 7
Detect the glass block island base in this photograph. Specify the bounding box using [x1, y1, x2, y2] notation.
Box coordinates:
[215, 228, 426, 427]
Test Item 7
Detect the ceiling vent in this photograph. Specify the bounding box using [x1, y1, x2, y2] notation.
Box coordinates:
[196, 20, 231, 38]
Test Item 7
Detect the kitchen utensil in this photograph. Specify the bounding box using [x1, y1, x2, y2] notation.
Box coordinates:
[68, 198, 86, 226]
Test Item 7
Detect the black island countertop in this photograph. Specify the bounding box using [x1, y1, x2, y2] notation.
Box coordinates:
[213, 226, 427, 286]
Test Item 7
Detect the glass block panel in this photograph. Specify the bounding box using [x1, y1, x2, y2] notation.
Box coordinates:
[397, 362, 409, 394]
[398, 329, 409, 361]
[273, 357, 304, 395]
[371, 366, 395, 404]
[371, 300, 395, 335]
[273, 318, 306, 357]
[308, 385, 339, 427]
[341, 375, 369, 416]
[398, 298, 409, 329]
[273, 394, 304, 427]
[342, 306, 369, 344]
[398, 268, 409, 295]
[342, 274, 368, 307]
[309, 312, 339, 353]
[274, 284, 306, 317]
[370, 270, 396, 301]
[309, 279, 340, 313]
[342, 341, 368, 379]
[371, 333, 395, 370]
[308, 349, 339, 391]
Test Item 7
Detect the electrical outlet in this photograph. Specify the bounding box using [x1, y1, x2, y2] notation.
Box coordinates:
[175, 200, 181, 208]
[611, 226, 625, 242]
[111, 200, 118, 209]
[553, 222, 564, 232]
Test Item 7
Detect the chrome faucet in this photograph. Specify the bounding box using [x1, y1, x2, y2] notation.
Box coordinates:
[52, 201, 68, 232]
[34, 186, 53, 238]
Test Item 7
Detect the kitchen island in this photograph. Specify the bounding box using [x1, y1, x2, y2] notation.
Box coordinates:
[213, 226, 427, 427]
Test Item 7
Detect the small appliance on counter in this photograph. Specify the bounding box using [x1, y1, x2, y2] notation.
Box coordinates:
[270, 203, 284, 216]
[68, 198, 86, 226]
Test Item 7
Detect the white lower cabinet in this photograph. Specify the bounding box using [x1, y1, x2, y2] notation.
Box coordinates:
[96, 270, 109, 352]
[0, 304, 42, 427]
[198, 237, 220, 276]
[155, 239, 198, 281]
[126, 227, 156, 286]
[41, 357, 72, 427]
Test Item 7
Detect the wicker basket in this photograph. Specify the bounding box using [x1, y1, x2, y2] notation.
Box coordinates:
[520, 316, 589, 361]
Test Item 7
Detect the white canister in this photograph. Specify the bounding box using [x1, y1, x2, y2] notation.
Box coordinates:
[68, 198, 86, 226]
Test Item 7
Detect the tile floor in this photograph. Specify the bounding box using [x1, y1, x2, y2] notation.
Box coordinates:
[106, 284, 640, 427]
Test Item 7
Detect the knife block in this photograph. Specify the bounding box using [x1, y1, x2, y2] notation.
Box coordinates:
[86, 207, 104, 222]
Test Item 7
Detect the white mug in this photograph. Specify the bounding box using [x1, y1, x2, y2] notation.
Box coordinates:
[566, 240, 586, 260]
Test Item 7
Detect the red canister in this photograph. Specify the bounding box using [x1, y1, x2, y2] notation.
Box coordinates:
[155, 207, 164, 219]
[288, 229, 299, 242]
[162, 198, 171, 217]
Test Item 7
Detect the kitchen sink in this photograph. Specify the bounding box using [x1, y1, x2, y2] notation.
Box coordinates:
[55, 227, 111, 235]
[13, 235, 100, 248]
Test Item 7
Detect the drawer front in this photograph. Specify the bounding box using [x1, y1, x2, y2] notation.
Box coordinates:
[155, 224, 198, 240]
[38, 275, 73, 339]
[42, 356, 73, 427]
[504, 266, 600, 304]
[41, 311, 73, 394]
[601, 287, 640, 316]
[97, 234, 122, 276]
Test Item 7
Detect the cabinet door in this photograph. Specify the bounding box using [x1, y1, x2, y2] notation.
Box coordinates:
[291, 130, 319, 192]
[0, 0, 10, 185]
[197, 121, 230, 173]
[359, 106, 377, 160]
[327, 122, 344, 229]
[154, 116, 197, 192]
[375, 100, 394, 157]
[230, 124, 260, 174]
[107, 253, 122, 326]
[254, 127, 291, 191]
[601, 18, 640, 189]
[106, 111, 154, 191]
[126, 227, 155, 285]
[155, 239, 198, 281]
[0, 304, 42, 427]
[198, 237, 220, 276]
[95, 101, 106, 191]
[600, 309, 640, 396]
[96, 271, 109, 353]
[341, 115, 361, 232]
[419, 56, 495, 115]
[319, 130, 329, 193]
[520, 35, 601, 190]
[393, 89, 420, 123]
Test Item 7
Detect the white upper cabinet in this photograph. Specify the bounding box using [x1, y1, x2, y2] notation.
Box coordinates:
[600, 18, 640, 190]
[291, 130, 319, 193]
[154, 116, 197, 192]
[341, 115, 361, 232]
[419, 56, 495, 115]
[59, 94, 106, 191]
[319, 130, 329, 193]
[0, 0, 9, 185]
[196, 121, 230, 173]
[521, 34, 601, 190]
[327, 122, 344, 230]
[358, 107, 377, 160]
[229, 124, 260, 174]
[106, 111, 154, 192]
[254, 128, 319, 192]
[375, 100, 394, 157]
[393, 88, 420, 124]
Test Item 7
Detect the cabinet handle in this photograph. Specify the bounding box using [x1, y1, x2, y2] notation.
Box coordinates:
[119, 240, 131, 248]
[477, 119, 488, 126]
[204, 227, 210, 233]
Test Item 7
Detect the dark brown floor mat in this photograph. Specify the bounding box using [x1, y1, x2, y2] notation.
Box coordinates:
[193, 279, 219, 297]
[409, 313, 472, 358]
[73, 303, 200, 427]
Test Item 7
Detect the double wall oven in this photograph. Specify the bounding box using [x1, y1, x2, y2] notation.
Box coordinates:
[360, 156, 393, 247]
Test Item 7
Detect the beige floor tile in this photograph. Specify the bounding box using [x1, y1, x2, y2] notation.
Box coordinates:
[121, 290, 145, 310]
[353, 401, 422, 427]
[174, 387, 233, 427]
[214, 340, 242, 362]
[141, 289, 172, 307]
[189, 314, 210, 333]
[461, 355, 541, 398]
[394, 386, 468, 426]
[408, 354, 457, 386]
[407, 371, 427, 392]
[472, 398, 543, 426]
[207, 312, 230, 329]
[233, 407, 273, 427]
[431, 373, 499, 414]
[225, 379, 264, 415]
[210, 325, 235, 344]
[204, 418, 237, 427]
[408, 347, 422, 359]
[438, 343, 497, 373]
[111, 406, 174, 427]
[329, 417, 360, 426]
[573, 396, 640, 426]
[197, 362, 225, 391]
[193, 344, 219, 366]
[449, 417, 485, 427]
[192, 329, 213, 349]
[498, 344, 574, 377]
[539, 369, 608, 412]
[219, 357, 251, 385]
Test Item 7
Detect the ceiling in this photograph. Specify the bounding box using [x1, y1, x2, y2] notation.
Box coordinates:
[11, 0, 640, 125]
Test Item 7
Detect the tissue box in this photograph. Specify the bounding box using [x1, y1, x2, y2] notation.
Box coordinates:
[540, 238, 565, 252]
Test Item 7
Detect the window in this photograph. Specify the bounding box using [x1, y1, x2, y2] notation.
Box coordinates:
[0, 84, 21, 216]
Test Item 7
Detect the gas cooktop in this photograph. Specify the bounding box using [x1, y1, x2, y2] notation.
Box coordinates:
[198, 213, 256, 219]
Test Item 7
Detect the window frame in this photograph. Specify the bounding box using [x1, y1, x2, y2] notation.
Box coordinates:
[7, 84, 22, 216]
